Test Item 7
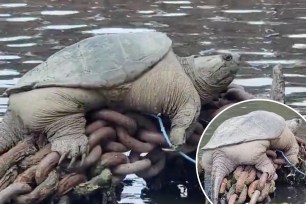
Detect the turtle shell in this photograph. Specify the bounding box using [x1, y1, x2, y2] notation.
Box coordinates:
[5, 31, 172, 95]
[202, 110, 286, 150]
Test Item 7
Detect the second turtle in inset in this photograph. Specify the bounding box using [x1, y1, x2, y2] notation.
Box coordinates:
[201, 110, 301, 204]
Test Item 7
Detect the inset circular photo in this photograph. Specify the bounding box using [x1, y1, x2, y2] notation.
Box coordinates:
[196, 99, 306, 204]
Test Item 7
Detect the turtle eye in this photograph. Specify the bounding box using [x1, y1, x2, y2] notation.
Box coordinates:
[222, 54, 232, 61]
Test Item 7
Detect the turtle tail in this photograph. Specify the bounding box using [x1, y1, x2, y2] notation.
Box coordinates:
[211, 152, 235, 204]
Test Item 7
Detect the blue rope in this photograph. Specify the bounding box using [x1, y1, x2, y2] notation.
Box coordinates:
[148, 113, 306, 172]
[276, 150, 306, 176]
[149, 114, 196, 164]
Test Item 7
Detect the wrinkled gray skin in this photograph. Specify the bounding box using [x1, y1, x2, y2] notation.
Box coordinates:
[201, 111, 302, 204]
[0, 32, 240, 166]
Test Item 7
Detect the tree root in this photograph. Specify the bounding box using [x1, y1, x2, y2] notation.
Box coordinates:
[214, 146, 306, 204]
[0, 85, 254, 204]
[0, 183, 32, 204]
[15, 170, 59, 204]
[19, 144, 51, 170]
[91, 110, 137, 135]
[57, 173, 87, 196]
[35, 152, 60, 184]
[0, 166, 18, 191]
[0, 138, 36, 178]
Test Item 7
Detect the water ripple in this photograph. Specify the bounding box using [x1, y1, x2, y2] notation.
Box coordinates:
[197, 5, 216, 9]
[5, 17, 39, 22]
[285, 34, 306, 38]
[22, 60, 43, 64]
[292, 44, 306, 49]
[0, 36, 34, 42]
[0, 78, 19, 88]
[40, 10, 79, 16]
[137, 10, 155, 14]
[7, 43, 37, 47]
[221, 9, 265, 13]
[284, 73, 306, 77]
[0, 55, 21, 60]
[39, 25, 87, 30]
[159, 1, 191, 4]
[290, 100, 306, 106]
[286, 87, 306, 95]
[0, 69, 20, 76]
[151, 12, 188, 17]
[246, 60, 305, 66]
[0, 98, 8, 114]
[244, 21, 287, 25]
[233, 78, 272, 87]
[82, 28, 155, 34]
[0, 3, 27, 8]
[180, 6, 193, 9]
[144, 21, 169, 28]
[207, 16, 232, 22]
[212, 49, 277, 57]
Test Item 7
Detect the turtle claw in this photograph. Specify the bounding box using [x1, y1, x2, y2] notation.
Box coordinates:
[68, 157, 76, 169]
[50, 135, 89, 168]
[161, 147, 176, 152]
[161, 144, 181, 152]
[80, 153, 86, 167]
[59, 152, 69, 165]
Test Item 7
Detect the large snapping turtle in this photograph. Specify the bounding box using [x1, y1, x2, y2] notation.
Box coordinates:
[0, 31, 240, 165]
[201, 110, 301, 204]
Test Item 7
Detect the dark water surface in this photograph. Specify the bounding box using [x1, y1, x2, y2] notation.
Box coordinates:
[0, 0, 306, 203]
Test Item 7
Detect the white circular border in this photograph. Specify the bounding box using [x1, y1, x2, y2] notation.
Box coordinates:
[195, 98, 306, 204]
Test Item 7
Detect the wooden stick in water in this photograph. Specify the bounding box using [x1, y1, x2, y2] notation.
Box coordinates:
[270, 64, 285, 103]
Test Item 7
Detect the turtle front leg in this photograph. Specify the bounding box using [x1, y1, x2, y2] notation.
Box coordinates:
[271, 126, 299, 165]
[255, 154, 276, 180]
[0, 110, 26, 154]
[45, 113, 89, 167]
[169, 97, 200, 149]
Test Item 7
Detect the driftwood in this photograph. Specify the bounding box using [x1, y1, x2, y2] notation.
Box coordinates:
[270, 64, 285, 103]
[0, 109, 205, 204]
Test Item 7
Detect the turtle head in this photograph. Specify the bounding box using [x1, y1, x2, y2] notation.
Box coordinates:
[193, 53, 240, 88]
[286, 118, 303, 134]
[284, 118, 303, 166]
[185, 53, 240, 102]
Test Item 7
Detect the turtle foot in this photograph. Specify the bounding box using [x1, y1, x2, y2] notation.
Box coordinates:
[51, 135, 89, 168]
[255, 154, 276, 181]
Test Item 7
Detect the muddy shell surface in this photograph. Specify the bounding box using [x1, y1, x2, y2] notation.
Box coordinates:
[202, 110, 286, 150]
[5, 31, 172, 95]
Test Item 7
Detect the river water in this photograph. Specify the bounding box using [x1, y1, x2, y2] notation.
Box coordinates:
[0, 0, 306, 203]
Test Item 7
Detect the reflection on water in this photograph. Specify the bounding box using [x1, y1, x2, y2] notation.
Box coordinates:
[0, 0, 306, 203]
